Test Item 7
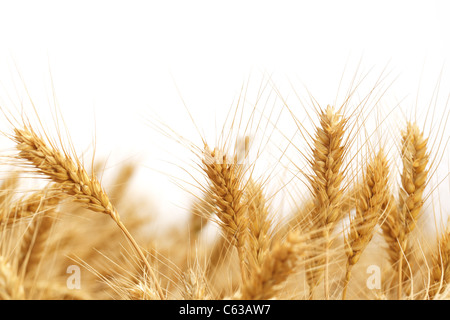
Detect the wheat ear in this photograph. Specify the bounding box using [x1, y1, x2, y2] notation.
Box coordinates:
[381, 194, 401, 267]
[202, 144, 248, 281]
[397, 122, 429, 298]
[0, 173, 19, 207]
[342, 150, 390, 299]
[245, 179, 272, 270]
[181, 267, 211, 300]
[1, 187, 58, 226]
[18, 211, 57, 277]
[429, 219, 450, 299]
[241, 230, 305, 300]
[306, 105, 347, 299]
[13, 125, 164, 299]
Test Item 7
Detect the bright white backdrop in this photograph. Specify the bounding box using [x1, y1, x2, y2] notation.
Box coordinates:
[0, 0, 448, 227]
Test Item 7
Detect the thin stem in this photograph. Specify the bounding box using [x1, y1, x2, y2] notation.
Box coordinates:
[324, 232, 330, 300]
[398, 248, 403, 300]
[342, 264, 352, 300]
[237, 245, 247, 284]
[116, 219, 165, 300]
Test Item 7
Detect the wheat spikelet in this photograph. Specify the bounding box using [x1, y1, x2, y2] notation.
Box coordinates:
[202, 144, 248, 280]
[127, 281, 160, 300]
[397, 122, 429, 297]
[240, 231, 305, 300]
[381, 194, 402, 266]
[399, 122, 429, 234]
[14, 126, 120, 222]
[380, 122, 429, 299]
[342, 150, 390, 299]
[305, 105, 347, 299]
[14, 187, 59, 275]
[18, 211, 57, 277]
[429, 219, 450, 299]
[0, 173, 19, 206]
[181, 267, 211, 300]
[245, 179, 272, 270]
[1, 188, 57, 226]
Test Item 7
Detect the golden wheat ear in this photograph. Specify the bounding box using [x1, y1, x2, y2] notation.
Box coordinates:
[1, 186, 57, 227]
[342, 149, 391, 299]
[180, 266, 211, 300]
[245, 179, 272, 271]
[201, 144, 249, 282]
[429, 218, 450, 299]
[305, 105, 348, 299]
[240, 230, 305, 300]
[380, 121, 430, 299]
[12, 124, 165, 299]
[398, 122, 430, 298]
[18, 210, 58, 278]
[399, 122, 429, 235]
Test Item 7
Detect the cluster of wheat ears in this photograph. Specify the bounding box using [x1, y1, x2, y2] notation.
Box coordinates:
[0, 74, 449, 301]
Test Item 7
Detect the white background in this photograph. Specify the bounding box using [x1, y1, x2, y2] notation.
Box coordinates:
[0, 0, 448, 228]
